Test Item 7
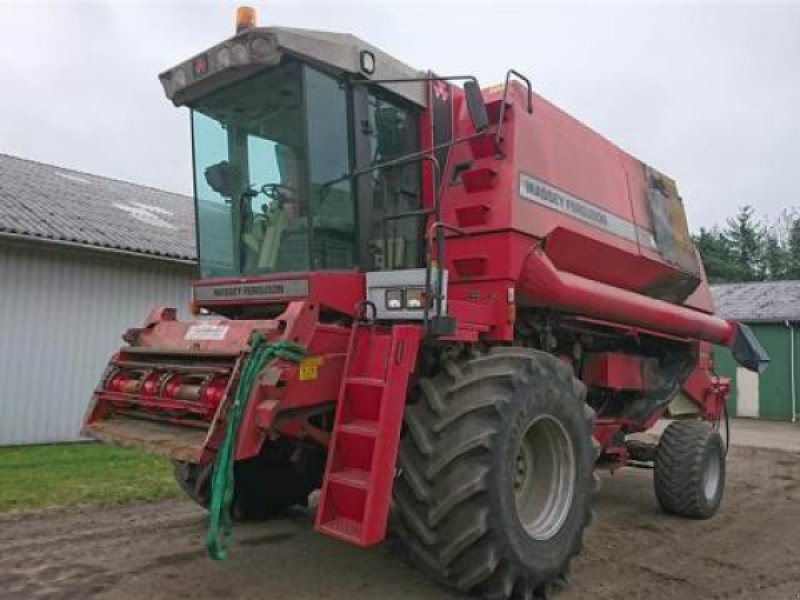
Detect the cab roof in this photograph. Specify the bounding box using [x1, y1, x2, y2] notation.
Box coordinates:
[160, 26, 427, 108]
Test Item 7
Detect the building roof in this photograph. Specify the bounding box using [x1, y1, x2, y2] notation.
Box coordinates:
[0, 153, 196, 261]
[711, 281, 800, 323]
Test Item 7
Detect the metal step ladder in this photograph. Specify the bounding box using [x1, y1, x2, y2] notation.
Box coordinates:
[315, 322, 422, 546]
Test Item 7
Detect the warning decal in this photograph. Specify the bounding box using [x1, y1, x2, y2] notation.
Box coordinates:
[185, 324, 229, 341]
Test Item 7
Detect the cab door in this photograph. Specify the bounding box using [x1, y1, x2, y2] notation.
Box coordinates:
[351, 87, 424, 272]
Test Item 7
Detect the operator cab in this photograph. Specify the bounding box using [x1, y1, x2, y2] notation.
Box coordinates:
[161, 25, 428, 287]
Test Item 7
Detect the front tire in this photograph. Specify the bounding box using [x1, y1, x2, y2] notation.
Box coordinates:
[173, 438, 326, 520]
[173, 461, 211, 509]
[654, 420, 725, 519]
[393, 347, 595, 599]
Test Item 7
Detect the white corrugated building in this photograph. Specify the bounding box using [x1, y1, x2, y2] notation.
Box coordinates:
[0, 153, 198, 445]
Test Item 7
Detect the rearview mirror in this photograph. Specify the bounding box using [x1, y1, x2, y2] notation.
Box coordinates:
[464, 80, 489, 132]
[204, 160, 241, 199]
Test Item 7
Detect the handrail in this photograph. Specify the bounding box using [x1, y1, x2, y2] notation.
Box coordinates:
[495, 69, 533, 157]
[318, 72, 519, 334]
[318, 153, 444, 334]
[347, 73, 481, 89]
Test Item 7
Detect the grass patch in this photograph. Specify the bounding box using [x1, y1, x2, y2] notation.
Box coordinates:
[0, 442, 180, 514]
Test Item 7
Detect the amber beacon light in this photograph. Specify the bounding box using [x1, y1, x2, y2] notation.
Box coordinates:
[236, 6, 258, 33]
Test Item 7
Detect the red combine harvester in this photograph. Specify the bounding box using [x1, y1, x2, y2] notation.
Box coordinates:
[83, 8, 768, 598]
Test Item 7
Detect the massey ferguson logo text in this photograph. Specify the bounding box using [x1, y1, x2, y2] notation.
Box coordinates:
[193, 279, 310, 303]
[520, 176, 608, 227]
[212, 284, 284, 298]
[518, 172, 638, 243]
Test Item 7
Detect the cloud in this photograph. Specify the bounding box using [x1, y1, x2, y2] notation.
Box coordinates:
[0, 1, 797, 230]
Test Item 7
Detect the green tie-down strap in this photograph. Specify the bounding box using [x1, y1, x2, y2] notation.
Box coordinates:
[206, 333, 306, 560]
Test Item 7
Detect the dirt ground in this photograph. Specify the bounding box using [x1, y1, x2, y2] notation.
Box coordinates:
[1, 435, 799, 599]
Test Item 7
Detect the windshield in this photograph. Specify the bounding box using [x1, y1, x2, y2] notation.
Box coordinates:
[191, 60, 353, 278]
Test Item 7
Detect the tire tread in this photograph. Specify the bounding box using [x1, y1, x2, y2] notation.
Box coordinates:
[654, 420, 724, 519]
[393, 347, 596, 598]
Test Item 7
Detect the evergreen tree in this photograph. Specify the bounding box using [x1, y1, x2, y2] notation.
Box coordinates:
[722, 206, 765, 281]
[763, 233, 787, 280]
[692, 207, 800, 283]
[786, 217, 800, 279]
[694, 226, 741, 282]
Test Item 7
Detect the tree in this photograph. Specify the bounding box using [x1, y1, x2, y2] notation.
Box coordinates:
[693, 206, 800, 283]
[762, 233, 787, 280]
[722, 206, 765, 281]
[694, 226, 741, 283]
[786, 217, 800, 279]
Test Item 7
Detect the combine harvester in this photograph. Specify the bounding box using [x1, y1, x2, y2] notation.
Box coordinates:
[84, 7, 767, 598]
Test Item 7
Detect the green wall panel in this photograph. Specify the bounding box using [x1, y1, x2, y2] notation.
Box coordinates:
[712, 323, 797, 421]
[756, 324, 793, 420]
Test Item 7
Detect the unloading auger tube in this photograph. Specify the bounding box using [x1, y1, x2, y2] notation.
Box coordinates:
[519, 247, 768, 373]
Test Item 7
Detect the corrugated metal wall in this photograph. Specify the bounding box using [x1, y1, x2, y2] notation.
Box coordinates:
[714, 323, 797, 421]
[0, 241, 196, 445]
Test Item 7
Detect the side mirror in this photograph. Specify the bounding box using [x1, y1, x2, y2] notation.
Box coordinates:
[204, 160, 241, 198]
[464, 80, 489, 132]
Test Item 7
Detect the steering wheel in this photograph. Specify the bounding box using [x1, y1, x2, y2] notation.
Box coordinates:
[260, 183, 296, 201]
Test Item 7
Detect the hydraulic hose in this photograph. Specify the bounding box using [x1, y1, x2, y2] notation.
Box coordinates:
[206, 333, 306, 560]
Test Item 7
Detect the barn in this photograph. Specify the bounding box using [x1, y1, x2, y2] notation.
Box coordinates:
[0, 153, 198, 445]
[712, 281, 800, 422]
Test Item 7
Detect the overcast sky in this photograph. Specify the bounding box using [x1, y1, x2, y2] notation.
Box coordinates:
[0, 0, 798, 230]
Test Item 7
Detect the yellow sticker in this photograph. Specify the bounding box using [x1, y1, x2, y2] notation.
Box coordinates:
[298, 357, 323, 381]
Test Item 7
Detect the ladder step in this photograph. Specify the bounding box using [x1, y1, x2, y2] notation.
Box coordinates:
[346, 377, 385, 388]
[461, 167, 498, 192]
[316, 324, 422, 547]
[318, 517, 363, 543]
[329, 468, 372, 490]
[339, 421, 378, 436]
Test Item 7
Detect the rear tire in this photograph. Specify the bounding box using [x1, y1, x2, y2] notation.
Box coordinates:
[173, 438, 326, 520]
[393, 347, 596, 599]
[654, 420, 725, 519]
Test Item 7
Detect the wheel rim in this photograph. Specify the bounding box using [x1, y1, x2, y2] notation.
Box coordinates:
[703, 446, 722, 502]
[514, 415, 576, 541]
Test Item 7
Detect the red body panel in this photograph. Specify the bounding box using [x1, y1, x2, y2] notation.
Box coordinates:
[518, 248, 734, 344]
[440, 82, 718, 338]
[583, 353, 647, 391]
[84, 292, 354, 464]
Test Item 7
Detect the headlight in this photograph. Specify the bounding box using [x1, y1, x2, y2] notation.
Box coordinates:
[159, 33, 281, 104]
[250, 37, 273, 60]
[405, 288, 425, 309]
[386, 289, 403, 310]
[231, 43, 249, 65]
[385, 288, 427, 310]
[216, 46, 231, 69]
[172, 68, 188, 90]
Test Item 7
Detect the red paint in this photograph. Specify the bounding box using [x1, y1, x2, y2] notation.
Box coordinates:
[316, 324, 422, 546]
[681, 342, 731, 422]
[583, 353, 646, 390]
[517, 248, 735, 345]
